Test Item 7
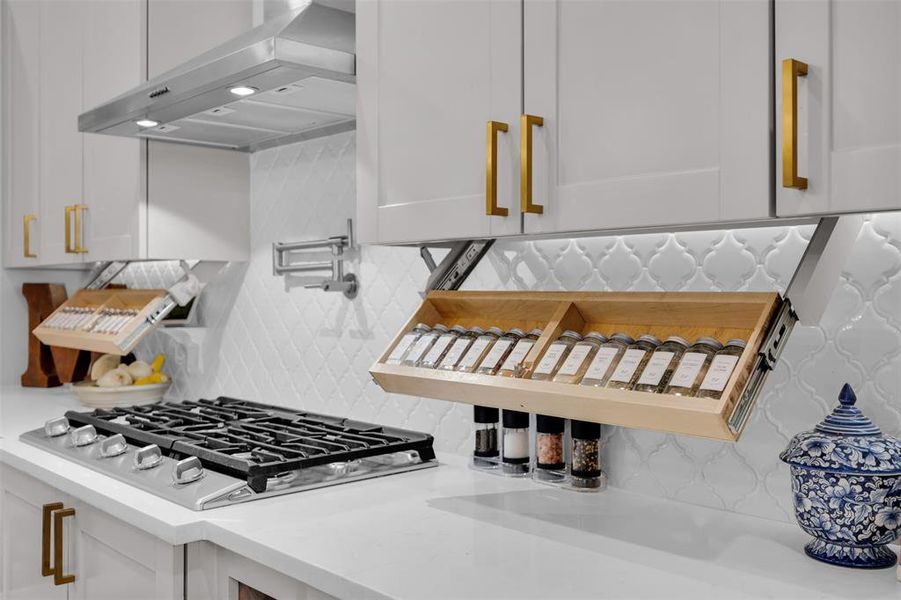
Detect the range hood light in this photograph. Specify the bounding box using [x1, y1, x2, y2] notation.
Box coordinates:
[229, 86, 258, 97]
[135, 119, 159, 128]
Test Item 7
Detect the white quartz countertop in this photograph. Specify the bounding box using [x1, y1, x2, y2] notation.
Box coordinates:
[1, 386, 898, 599]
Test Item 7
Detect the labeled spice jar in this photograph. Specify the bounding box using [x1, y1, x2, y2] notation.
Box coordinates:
[438, 327, 484, 371]
[632, 336, 690, 393]
[496, 328, 542, 378]
[401, 324, 449, 366]
[472, 405, 500, 468]
[552, 332, 607, 384]
[664, 337, 724, 397]
[535, 415, 565, 471]
[475, 328, 525, 375]
[571, 420, 604, 490]
[606, 335, 660, 390]
[385, 323, 431, 365]
[502, 410, 531, 476]
[580, 333, 635, 387]
[530, 330, 583, 381]
[696, 339, 747, 399]
[418, 325, 466, 369]
[456, 327, 504, 373]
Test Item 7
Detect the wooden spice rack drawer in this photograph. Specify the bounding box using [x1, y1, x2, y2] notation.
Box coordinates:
[33, 289, 171, 355]
[369, 291, 783, 441]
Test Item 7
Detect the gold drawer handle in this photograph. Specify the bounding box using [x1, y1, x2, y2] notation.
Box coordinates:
[24, 214, 37, 258]
[782, 58, 808, 190]
[486, 120, 509, 217]
[53, 507, 76, 585]
[520, 114, 544, 214]
[41, 502, 64, 577]
[65, 205, 88, 254]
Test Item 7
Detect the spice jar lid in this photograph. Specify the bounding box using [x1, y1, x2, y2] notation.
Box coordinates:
[693, 336, 723, 351]
[507, 328, 526, 338]
[502, 410, 530, 429]
[560, 330, 583, 341]
[413, 323, 432, 332]
[584, 331, 607, 343]
[486, 326, 504, 337]
[432, 324, 450, 333]
[610, 333, 634, 345]
[537, 415, 564, 433]
[450, 325, 468, 334]
[780, 384, 901, 475]
[663, 335, 690, 347]
[572, 420, 601, 439]
[636, 334, 661, 346]
[474, 405, 499, 424]
[528, 328, 543, 337]
[469, 326, 485, 335]
[724, 338, 747, 349]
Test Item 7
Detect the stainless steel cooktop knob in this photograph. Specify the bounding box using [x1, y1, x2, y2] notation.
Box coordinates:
[134, 444, 163, 470]
[172, 456, 204, 485]
[69, 425, 98, 447]
[99, 434, 127, 458]
[44, 416, 70, 438]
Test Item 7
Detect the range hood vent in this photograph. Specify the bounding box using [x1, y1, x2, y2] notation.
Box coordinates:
[78, 3, 355, 153]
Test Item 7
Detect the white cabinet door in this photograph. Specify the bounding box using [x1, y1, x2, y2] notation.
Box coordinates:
[776, 0, 901, 216]
[356, 0, 522, 244]
[0, 466, 68, 600]
[522, 0, 772, 236]
[2, 0, 42, 267]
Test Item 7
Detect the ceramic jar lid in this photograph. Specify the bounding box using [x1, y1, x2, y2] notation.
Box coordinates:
[780, 384, 901, 475]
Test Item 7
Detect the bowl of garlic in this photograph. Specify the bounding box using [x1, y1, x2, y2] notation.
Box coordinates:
[73, 353, 171, 409]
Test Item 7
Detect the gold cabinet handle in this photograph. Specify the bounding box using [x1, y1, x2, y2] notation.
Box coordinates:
[486, 121, 509, 217]
[53, 507, 76, 585]
[41, 502, 64, 577]
[65, 205, 88, 254]
[64, 206, 75, 253]
[24, 214, 37, 258]
[520, 114, 544, 214]
[782, 58, 808, 190]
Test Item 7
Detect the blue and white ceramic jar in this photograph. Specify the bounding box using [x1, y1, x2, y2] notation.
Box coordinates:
[780, 383, 901, 569]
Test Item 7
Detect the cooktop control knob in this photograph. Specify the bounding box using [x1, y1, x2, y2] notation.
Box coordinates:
[44, 416, 70, 438]
[69, 425, 98, 447]
[134, 444, 163, 470]
[172, 456, 204, 485]
[99, 434, 127, 458]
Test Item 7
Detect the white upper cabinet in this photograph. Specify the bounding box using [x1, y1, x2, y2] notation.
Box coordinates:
[522, 0, 772, 235]
[776, 0, 901, 216]
[356, 0, 522, 244]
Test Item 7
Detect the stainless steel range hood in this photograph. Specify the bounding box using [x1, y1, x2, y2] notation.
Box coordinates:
[78, 2, 355, 153]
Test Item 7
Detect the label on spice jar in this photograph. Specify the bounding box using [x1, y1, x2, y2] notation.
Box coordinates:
[478, 339, 513, 371]
[387, 333, 419, 362]
[532, 342, 568, 375]
[668, 352, 707, 388]
[556, 344, 593, 376]
[457, 337, 492, 370]
[608, 349, 647, 383]
[499, 340, 534, 372]
[404, 334, 437, 364]
[583, 347, 621, 380]
[635, 351, 675, 386]
[439, 338, 472, 369]
[422, 334, 455, 365]
[699, 354, 740, 392]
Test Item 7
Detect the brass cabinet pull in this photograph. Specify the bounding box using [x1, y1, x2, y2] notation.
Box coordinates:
[520, 114, 544, 214]
[782, 58, 808, 189]
[53, 507, 76, 585]
[64, 206, 74, 253]
[41, 502, 64, 577]
[486, 120, 509, 216]
[65, 205, 88, 254]
[24, 214, 37, 258]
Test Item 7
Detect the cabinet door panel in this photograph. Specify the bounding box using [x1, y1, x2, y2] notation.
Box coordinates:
[776, 0, 901, 215]
[356, 0, 522, 244]
[523, 0, 772, 235]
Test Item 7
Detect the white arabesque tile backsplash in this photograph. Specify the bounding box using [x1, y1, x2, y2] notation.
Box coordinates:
[122, 131, 901, 525]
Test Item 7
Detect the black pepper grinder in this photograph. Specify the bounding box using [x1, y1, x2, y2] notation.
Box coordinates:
[472, 406, 500, 469]
[571, 420, 604, 491]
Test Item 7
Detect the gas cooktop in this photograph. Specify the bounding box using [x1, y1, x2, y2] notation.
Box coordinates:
[20, 397, 437, 510]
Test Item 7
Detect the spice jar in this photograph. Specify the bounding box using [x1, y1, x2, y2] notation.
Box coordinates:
[535, 415, 565, 472]
[579, 333, 635, 387]
[401, 324, 449, 366]
[664, 337, 724, 397]
[696, 339, 747, 399]
[552, 332, 607, 384]
[571, 420, 604, 490]
[456, 327, 504, 373]
[502, 410, 531, 476]
[438, 327, 484, 371]
[530, 330, 583, 381]
[385, 323, 431, 365]
[475, 328, 524, 375]
[606, 335, 660, 390]
[632, 336, 690, 393]
[496, 328, 542, 378]
[472, 405, 500, 468]
[418, 325, 466, 369]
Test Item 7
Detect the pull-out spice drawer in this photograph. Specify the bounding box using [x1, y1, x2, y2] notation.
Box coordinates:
[370, 291, 783, 441]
